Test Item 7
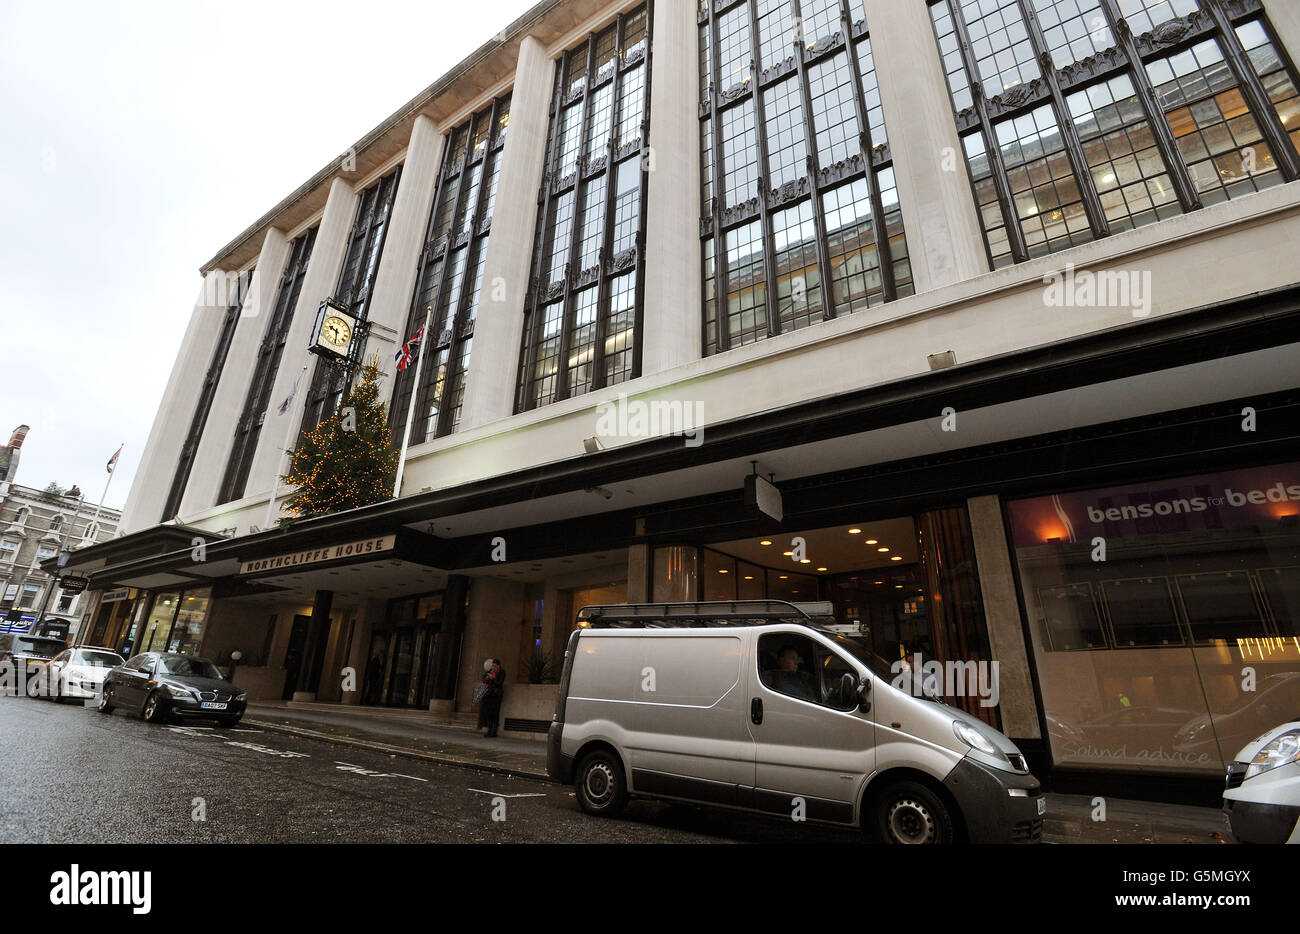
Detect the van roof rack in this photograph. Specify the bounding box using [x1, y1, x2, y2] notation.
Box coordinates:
[576, 600, 832, 629]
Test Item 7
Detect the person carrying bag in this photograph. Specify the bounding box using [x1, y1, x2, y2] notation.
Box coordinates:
[477, 658, 506, 738]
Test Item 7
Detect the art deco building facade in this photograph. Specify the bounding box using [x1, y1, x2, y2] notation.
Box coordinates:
[57, 0, 1300, 799]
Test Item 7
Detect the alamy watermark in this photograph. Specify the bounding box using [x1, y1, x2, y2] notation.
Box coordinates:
[890, 655, 1000, 708]
[594, 392, 704, 448]
[1043, 262, 1151, 318]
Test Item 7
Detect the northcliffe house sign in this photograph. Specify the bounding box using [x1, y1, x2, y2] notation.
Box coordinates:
[238, 535, 397, 575]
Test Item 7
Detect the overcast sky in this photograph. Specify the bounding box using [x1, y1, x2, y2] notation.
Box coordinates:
[0, 0, 537, 509]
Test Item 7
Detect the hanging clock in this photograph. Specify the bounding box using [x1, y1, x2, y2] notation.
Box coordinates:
[310, 299, 357, 361]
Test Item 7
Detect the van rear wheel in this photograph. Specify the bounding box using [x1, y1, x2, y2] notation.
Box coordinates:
[871, 780, 954, 844]
[575, 750, 628, 817]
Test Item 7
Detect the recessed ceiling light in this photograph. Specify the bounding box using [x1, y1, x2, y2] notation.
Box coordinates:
[779, 575, 788, 579]
[865, 539, 878, 545]
[718, 568, 728, 574]
[800, 559, 811, 564]
[895, 584, 903, 589]
[783, 551, 794, 557]
[816, 567, 827, 572]
[877, 547, 889, 553]
[891, 556, 902, 561]
[874, 581, 883, 585]
[848, 528, 861, 534]
[743, 575, 754, 580]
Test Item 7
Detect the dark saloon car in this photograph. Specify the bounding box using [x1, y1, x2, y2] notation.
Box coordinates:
[0, 632, 68, 689]
[98, 652, 246, 726]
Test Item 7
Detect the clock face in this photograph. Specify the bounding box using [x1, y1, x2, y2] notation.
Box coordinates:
[320, 315, 352, 348]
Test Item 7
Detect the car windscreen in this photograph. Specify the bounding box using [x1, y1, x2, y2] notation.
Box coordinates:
[13, 638, 65, 657]
[158, 656, 224, 680]
[74, 651, 125, 668]
[819, 631, 896, 682]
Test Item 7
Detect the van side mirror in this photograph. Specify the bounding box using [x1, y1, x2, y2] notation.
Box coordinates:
[857, 678, 871, 713]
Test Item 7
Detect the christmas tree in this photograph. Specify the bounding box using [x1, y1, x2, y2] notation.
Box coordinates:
[279, 363, 399, 519]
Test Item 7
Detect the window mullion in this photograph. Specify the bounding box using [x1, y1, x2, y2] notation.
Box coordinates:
[520, 65, 568, 413]
[1202, 0, 1300, 181]
[416, 134, 474, 444]
[709, 11, 733, 353]
[1093, 0, 1201, 212]
[630, 0, 654, 380]
[837, 3, 896, 305]
[435, 105, 500, 439]
[392, 141, 453, 440]
[555, 36, 599, 403]
[946, 2, 1030, 263]
[749, 0, 783, 338]
[1016, 0, 1110, 239]
[590, 17, 626, 395]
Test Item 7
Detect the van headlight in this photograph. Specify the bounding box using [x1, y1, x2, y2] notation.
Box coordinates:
[953, 720, 997, 755]
[1245, 729, 1300, 781]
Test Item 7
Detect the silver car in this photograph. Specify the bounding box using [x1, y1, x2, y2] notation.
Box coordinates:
[546, 600, 1043, 843]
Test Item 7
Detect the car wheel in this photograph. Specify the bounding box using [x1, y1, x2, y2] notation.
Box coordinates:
[97, 685, 114, 714]
[871, 780, 954, 845]
[574, 749, 628, 817]
[142, 691, 168, 724]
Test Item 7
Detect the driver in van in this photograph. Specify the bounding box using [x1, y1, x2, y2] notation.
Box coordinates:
[765, 645, 816, 701]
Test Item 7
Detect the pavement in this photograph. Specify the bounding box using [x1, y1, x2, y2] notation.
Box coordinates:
[244, 701, 1233, 844]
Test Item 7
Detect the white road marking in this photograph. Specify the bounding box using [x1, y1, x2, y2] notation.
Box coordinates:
[333, 760, 427, 781]
[225, 741, 309, 758]
[467, 788, 546, 798]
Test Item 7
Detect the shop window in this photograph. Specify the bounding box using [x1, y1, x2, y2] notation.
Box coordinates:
[1007, 462, 1300, 773]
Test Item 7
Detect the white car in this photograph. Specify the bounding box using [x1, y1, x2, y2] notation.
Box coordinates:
[1223, 720, 1300, 844]
[38, 647, 126, 703]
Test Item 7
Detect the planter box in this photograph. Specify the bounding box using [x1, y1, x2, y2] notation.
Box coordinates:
[230, 666, 286, 702]
[503, 682, 559, 723]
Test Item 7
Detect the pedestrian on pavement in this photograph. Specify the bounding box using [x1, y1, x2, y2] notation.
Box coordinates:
[478, 658, 506, 738]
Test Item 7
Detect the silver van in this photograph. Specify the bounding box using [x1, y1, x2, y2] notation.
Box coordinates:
[546, 600, 1043, 843]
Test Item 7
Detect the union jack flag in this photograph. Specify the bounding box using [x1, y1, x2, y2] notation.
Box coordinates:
[394, 324, 425, 371]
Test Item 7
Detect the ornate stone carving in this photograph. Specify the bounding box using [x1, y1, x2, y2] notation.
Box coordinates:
[767, 176, 810, 208]
[720, 196, 760, 227]
[760, 56, 796, 85]
[553, 170, 578, 194]
[806, 31, 842, 58]
[610, 246, 637, 272]
[622, 44, 646, 68]
[817, 153, 865, 188]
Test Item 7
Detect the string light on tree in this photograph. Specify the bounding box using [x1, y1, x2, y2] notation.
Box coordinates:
[279, 363, 398, 519]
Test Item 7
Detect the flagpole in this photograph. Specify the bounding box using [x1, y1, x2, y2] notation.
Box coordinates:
[265, 364, 310, 530]
[87, 442, 123, 534]
[392, 305, 434, 498]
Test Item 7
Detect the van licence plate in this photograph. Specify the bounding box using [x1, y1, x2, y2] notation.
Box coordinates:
[1037, 797, 1046, 816]
[201, 702, 228, 710]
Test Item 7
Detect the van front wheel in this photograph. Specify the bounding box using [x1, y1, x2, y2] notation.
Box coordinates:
[575, 750, 628, 817]
[871, 781, 954, 844]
